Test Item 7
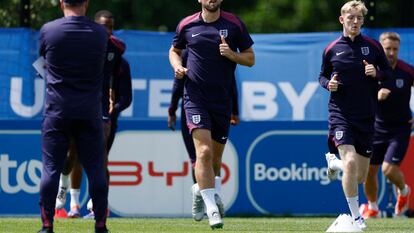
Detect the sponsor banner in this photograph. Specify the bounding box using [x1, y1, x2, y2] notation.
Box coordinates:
[107, 131, 238, 217]
[0, 120, 410, 216]
[1, 28, 414, 120]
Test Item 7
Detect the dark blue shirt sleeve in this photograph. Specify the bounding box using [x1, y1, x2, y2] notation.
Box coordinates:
[231, 76, 239, 115]
[169, 78, 184, 116]
[319, 49, 331, 90]
[236, 19, 254, 52]
[113, 58, 132, 117]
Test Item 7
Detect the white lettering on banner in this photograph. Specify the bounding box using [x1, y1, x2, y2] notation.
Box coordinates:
[0, 154, 42, 194]
[242, 81, 278, 120]
[10, 77, 44, 118]
[278, 82, 319, 120]
[149, 80, 173, 117]
[241, 81, 320, 121]
[8, 76, 326, 120]
[254, 163, 331, 185]
[121, 79, 147, 117]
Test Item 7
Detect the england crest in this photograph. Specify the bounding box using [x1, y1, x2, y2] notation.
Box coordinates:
[192, 115, 201, 124]
[361, 47, 370, 55]
[396, 79, 404, 88]
[335, 131, 343, 140]
[219, 29, 228, 38]
[107, 52, 114, 61]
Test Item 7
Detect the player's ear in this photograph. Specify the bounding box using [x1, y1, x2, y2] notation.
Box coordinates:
[338, 15, 344, 25]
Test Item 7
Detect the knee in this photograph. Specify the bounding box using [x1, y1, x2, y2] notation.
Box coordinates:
[196, 145, 212, 162]
[344, 158, 357, 174]
[382, 163, 398, 177]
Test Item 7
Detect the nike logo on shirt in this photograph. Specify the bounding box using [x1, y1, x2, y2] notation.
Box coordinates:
[336, 51, 345, 56]
[191, 33, 202, 37]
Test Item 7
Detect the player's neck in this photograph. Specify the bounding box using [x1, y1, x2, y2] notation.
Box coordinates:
[63, 7, 86, 17]
[201, 9, 220, 23]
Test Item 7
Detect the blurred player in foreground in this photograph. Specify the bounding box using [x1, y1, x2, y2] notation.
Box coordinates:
[38, 0, 109, 232]
[54, 9, 129, 219]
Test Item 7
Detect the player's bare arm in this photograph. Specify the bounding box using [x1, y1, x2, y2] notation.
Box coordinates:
[169, 46, 188, 79]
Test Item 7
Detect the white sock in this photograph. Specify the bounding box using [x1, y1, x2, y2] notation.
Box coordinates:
[215, 176, 222, 196]
[368, 201, 379, 211]
[59, 174, 69, 188]
[87, 198, 93, 211]
[331, 157, 344, 171]
[400, 184, 409, 196]
[346, 196, 361, 219]
[193, 183, 201, 196]
[70, 189, 80, 208]
[200, 188, 218, 214]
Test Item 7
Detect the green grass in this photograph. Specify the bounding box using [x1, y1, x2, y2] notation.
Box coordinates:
[0, 217, 413, 233]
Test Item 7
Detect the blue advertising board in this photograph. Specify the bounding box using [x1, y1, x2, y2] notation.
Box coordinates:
[0, 120, 399, 216]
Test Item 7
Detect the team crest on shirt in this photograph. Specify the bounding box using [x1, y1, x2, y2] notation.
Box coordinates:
[219, 29, 228, 38]
[361, 47, 370, 55]
[335, 131, 343, 140]
[396, 79, 404, 88]
[192, 115, 201, 124]
[107, 52, 114, 61]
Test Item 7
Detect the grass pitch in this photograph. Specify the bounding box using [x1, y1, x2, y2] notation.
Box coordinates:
[0, 217, 413, 233]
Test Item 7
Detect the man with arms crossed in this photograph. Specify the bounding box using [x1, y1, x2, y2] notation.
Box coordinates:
[319, 0, 391, 230]
[169, 0, 254, 229]
[360, 32, 413, 218]
[38, 0, 109, 232]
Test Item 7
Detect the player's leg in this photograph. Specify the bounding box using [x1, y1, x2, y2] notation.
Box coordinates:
[361, 164, 380, 217]
[84, 120, 112, 219]
[39, 117, 71, 232]
[55, 140, 77, 213]
[68, 157, 82, 218]
[75, 119, 108, 232]
[361, 141, 386, 218]
[338, 145, 367, 229]
[325, 134, 343, 180]
[381, 133, 411, 216]
[193, 128, 222, 228]
[211, 140, 225, 218]
[181, 106, 197, 183]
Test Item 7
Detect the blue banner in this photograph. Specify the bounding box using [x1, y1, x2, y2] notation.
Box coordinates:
[1, 28, 414, 120]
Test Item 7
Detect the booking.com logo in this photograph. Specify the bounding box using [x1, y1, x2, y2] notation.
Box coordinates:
[253, 162, 335, 185]
[0, 154, 42, 194]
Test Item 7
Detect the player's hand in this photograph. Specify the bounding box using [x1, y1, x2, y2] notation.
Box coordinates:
[363, 60, 377, 78]
[377, 88, 391, 101]
[328, 74, 339, 92]
[168, 114, 177, 131]
[174, 67, 188, 79]
[230, 114, 240, 126]
[219, 36, 235, 60]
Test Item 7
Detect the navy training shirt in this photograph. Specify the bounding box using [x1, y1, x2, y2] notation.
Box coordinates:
[39, 16, 108, 119]
[376, 59, 414, 129]
[319, 34, 392, 132]
[102, 36, 125, 120]
[172, 10, 253, 104]
[112, 57, 132, 120]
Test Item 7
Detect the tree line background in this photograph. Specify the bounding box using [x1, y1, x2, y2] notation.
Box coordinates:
[0, 0, 413, 33]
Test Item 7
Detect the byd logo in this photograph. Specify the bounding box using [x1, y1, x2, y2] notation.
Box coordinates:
[0, 154, 42, 194]
[108, 161, 230, 186]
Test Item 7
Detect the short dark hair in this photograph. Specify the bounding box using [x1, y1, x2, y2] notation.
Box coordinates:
[94, 10, 113, 20]
[62, 0, 86, 7]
